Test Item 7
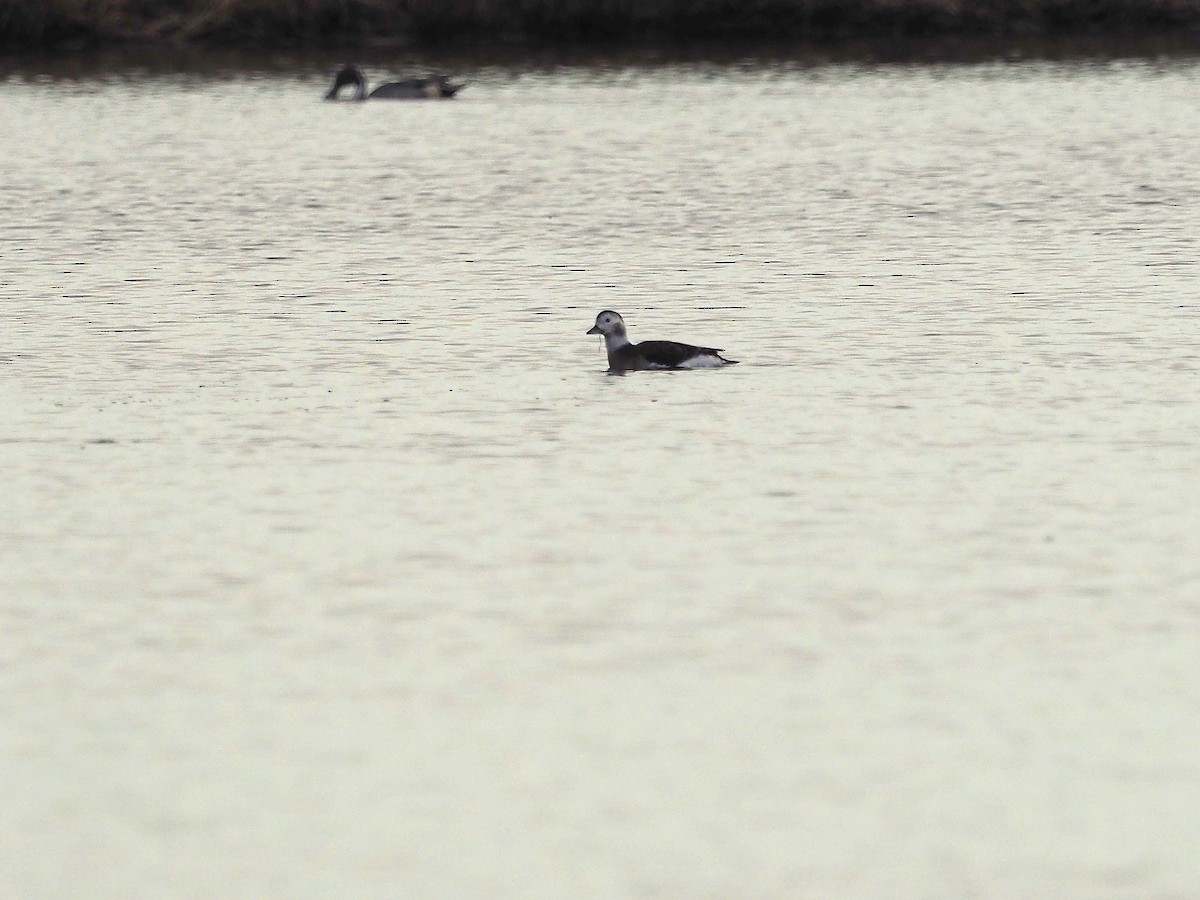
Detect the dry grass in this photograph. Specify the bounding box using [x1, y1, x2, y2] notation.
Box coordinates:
[2, 0, 1198, 46]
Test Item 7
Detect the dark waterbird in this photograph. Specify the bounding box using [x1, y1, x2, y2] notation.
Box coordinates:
[587, 310, 739, 374]
[324, 65, 463, 101]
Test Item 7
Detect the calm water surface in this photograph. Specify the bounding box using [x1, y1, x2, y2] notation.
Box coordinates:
[3, 46, 1200, 897]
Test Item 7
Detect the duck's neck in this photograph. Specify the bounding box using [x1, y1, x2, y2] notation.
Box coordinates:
[604, 331, 631, 350]
[602, 330, 631, 362]
[341, 69, 367, 101]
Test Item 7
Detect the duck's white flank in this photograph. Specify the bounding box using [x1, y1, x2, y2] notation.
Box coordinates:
[676, 354, 727, 369]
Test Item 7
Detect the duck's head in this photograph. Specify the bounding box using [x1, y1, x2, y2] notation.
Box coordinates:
[587, 310, 626, 338]
[325, 65, 366, 101]
[429, 74, 465, 98]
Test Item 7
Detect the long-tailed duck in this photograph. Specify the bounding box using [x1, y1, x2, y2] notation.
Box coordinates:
[324, 65, 463, 101]
[586, 310, 739, 374]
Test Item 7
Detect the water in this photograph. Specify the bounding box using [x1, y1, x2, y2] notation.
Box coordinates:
[3, 45, 1200, 897]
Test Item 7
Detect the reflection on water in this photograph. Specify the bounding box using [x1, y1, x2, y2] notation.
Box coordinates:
[3, 43, 1200, 897]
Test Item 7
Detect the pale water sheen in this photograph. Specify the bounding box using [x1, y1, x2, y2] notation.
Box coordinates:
[3, 50, 1200, 897]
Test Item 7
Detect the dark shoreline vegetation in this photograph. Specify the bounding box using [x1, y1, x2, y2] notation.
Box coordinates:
[3, 0, 1200, 50]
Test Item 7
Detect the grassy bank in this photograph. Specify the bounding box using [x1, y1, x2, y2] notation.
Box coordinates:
[3, 0, 1199, 49]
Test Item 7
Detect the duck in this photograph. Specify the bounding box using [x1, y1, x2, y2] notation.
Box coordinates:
[586, 310, 739, 374]
[324, 65, 463, 101]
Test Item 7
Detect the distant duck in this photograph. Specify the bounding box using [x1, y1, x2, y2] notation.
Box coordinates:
[586, 310, 739, 374]
[324, 65, 463, 101]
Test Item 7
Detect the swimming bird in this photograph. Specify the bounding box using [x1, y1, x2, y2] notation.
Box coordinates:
[586, 310, 739, 374]
[324, 65, 463, 101]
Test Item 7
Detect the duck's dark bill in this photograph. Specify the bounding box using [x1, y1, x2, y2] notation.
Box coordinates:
[586, 325, 601, 335]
